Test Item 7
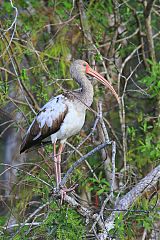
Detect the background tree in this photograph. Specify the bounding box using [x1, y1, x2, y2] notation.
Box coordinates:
[0, 0, 160, 239]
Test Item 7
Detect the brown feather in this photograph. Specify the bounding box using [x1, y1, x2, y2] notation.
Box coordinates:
[20, 106, 68, 153]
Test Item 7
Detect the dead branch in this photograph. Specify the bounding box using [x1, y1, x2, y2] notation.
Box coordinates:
[1, 33, 40, 113]
[60, 141, 113, 188]
[98, 164, 160, 240]
[12, 202, 49, 238]
[0, 163, 52, 188]
[0, 0, 18, 58]
[97, 101, 118, 193]
[66, 141, 99, 181]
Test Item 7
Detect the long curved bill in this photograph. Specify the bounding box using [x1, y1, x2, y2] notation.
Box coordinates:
[86, 65, 120, 104]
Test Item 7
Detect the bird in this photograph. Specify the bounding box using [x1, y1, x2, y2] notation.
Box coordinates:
[20, 60, 119, 192]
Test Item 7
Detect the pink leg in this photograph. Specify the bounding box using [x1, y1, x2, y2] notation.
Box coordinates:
[57, 143, 67, 203]
[57, 143, 64, 184]
[53, 143, 59, 187]
[53, 143, 77, 204]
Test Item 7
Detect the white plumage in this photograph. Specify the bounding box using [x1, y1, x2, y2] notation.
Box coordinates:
[37, 95, 67, 128]
[36, 95, 67, 136]
[20, 59, 119, 192]
[24, 94, 86, 145]
[51, 100, 86, 143]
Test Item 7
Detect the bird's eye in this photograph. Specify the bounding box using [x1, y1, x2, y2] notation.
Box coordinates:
[83, 63, 87, 67]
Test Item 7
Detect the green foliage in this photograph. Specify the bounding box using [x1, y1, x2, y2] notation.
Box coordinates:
[142, 61, 160, 97]
[0, 76, 9, 106]
[128, 118, 160, 168]
[7, 201, 85, 240]
[0, 167, 86, 239]
[0, 215, 7, 227]
[84, 172, 110, 196]
[36, 202, 86, 240]
[114, 213, 125, 239]
[109, 195, 160, 239]
[87, 1, 111, 43]
[127, 62, 160, 169]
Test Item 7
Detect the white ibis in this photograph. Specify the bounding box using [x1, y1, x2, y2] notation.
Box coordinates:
[20, 60, 119, 191]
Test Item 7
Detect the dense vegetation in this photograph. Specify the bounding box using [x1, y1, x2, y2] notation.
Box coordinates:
[0, 0, 160, 239]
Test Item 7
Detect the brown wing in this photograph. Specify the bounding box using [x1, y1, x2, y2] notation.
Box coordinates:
[20, 97, 68, 153]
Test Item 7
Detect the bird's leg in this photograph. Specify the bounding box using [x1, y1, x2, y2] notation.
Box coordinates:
[56, 143, 67, 203]
[57, 143, 64, 184]
[54, 143, 77, 203]
[53, 143, 59, 187]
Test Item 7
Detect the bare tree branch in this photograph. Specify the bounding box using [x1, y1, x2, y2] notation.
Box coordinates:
[98, 164, 160, 239]
[143, 0, 156, 62]
[60, 141, 113, 188]
[144, 0, 156, 18]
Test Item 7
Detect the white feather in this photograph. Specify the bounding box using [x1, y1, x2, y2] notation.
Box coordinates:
[33, 131, 41, 141]
[46, 117, 52, 127]
[27, 94, 86, 144]
[39, 115, 46, 128]
[51, 100, 86, 143]
[37, 94, 67, 129]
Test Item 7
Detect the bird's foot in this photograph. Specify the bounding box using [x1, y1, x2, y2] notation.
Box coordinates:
[59, 184, 79, 204]
[53, 184, 78, 204]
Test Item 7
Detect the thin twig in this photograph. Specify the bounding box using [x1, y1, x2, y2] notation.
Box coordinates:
[13, 202, 49, 238]
[60, 141, 112, 188]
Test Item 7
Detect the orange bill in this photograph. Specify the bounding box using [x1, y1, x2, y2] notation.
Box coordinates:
[86, 65, 120, 104]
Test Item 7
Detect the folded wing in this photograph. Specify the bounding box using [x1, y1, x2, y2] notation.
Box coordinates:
[20, 95, 68, 153]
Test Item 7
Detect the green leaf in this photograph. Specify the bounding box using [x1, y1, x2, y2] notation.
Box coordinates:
[97, 188, 105, 195]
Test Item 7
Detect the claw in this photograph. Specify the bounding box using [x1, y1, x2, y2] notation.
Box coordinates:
[59, 184, 79, 204]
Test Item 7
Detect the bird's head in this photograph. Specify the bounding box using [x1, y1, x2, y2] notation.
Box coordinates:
[70, 60, 120, 104]
[70, 60, 89, 75]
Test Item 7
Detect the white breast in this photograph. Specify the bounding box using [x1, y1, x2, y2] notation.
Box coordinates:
[51, 100, 86, 143]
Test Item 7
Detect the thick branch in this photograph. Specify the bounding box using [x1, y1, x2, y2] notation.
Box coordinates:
[78, 0, 93, 43]
[144, 0, 156, 18]
[144, 0, 156, 62]
[98, 164, 160, 239]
